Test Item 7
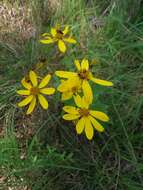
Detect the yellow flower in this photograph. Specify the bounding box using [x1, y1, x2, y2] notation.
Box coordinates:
[40, 25, 77, 53]
[17, 71, 55, 114]
[63, 95, 109, 140]
[55, 59, 113, 104]
[57, 78, 82, 101]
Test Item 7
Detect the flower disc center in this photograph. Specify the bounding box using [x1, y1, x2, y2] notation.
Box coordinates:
[79, 108, 89, 117]
[30, 87, 39, 95]
[72, 86, 78, 93]
[56, 30, 64, 39]
[78, 70, 89, 80]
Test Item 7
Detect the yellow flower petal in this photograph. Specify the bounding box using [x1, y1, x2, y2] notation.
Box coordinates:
[55, 71, 77, 78]
[40, 88, 55, 95]
[73, 95, 83, 108]
[51, 28, 57, 37]
[57, 77, 81, 95]
[41, 33, 50, 37]
[68, 77, 80, 86]
[58, 77, 80, 93]
[63, 37, 76, 44]
[26, 97, 36, 114]
[21, 78, 32, 89]
[63, 106, 79, 114]
[63, 114, 80, 120]
[29, 71, 38, 87]
[89, 116, 104, 132]
[38, 74, 51, 88]
[57, 81, 68, 92]
[81, 59, 89, 71]
[63, 25, 69, 35]
[61, 79, 65, 83]
[82, 80, 93, 104]
[91, 77, 113, 86]
[85, 117, 94, 140]
[90, 111, 109, 122]
[18, 95, 33, 107]
[81, 96, 90, 109]
[40, 38, 54, 44]
[61, 91, 73, 101]
[76, 117, 85, 134]
[74, 60, 81, 71]
[38, 94, 48, 109]
[17, 90, 30, 95]
[58, 40, 66, 53]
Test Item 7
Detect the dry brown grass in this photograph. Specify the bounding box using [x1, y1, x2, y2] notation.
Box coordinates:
[0, 2, 35, 47]
[0, 0, 62, 49]
[48, 0, 61, 10]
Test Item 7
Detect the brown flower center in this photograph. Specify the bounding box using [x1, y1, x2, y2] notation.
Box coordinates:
[71, 86, 79, 94]
[30, 87, 39, 95]
[78, 70, 89, 80]
[79, 108, 89, 117]
[56, 29, 64, 39]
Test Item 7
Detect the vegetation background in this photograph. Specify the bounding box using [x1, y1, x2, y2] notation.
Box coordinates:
[0, 0, 143, 189]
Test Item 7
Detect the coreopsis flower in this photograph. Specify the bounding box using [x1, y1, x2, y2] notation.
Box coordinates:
[17, 71, 55, 114]
[55, 59, 113, 103]
[63, 95, 109, 140]
[40, 25, 77, 53]
[57, 78, 82, 101]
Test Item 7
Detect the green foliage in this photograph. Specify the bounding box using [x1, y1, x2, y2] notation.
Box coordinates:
[0, 0, 143, 189]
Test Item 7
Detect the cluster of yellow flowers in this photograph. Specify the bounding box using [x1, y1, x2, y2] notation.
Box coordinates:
[40, 25, 76, 53]
[17, 71, 55, 114]
[17, 25, 113, 140]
